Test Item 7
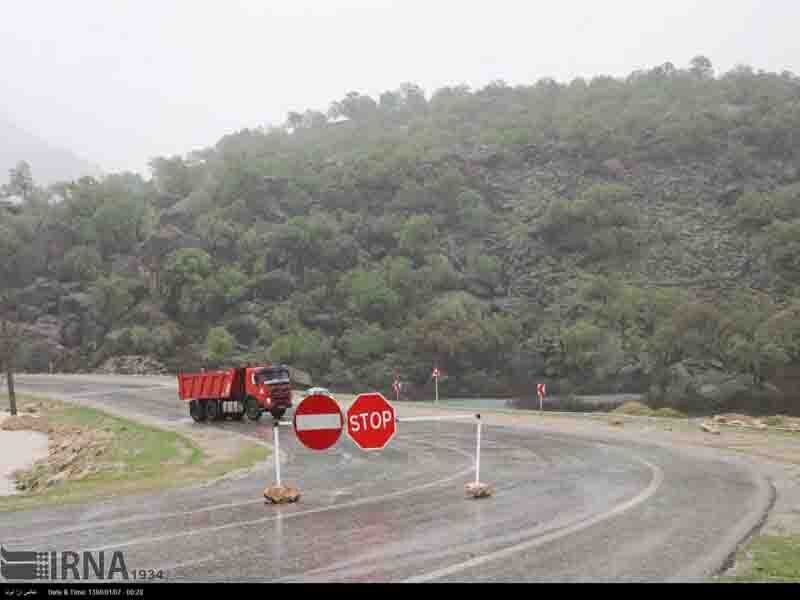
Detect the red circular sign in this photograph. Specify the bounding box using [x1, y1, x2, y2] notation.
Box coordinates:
[347, 393, 396, 451]
[293, 394, 343, 451]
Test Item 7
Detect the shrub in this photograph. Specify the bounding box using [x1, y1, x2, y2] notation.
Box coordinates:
[653, 407, 687, 419]
[614, 401, 654, 416]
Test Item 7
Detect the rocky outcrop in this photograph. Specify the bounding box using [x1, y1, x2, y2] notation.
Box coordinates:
[96, 355, 169, 375]
[16, 278, 65, 316]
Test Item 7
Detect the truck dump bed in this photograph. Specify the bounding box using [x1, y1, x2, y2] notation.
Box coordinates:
[178, 369, 236, 401]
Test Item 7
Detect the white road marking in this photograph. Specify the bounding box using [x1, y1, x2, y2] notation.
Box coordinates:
[83, 463, 475, 555]
[401, 456, 664, 582]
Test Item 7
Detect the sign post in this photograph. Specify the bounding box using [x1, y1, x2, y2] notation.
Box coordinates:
[537, 383, 546, 414]
[432, 367, 440, 405]
[263, 419, 300, 504]
[475, 416, 481, 485]
[347, 393, 397, 451]
[274, 422, 281, 487]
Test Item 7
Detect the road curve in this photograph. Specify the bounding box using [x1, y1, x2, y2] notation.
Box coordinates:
[3, 375, 773, 583]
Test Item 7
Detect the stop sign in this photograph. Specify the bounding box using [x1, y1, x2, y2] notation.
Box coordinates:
[293, 393, 343, 451]
[347, 393, 396, 451]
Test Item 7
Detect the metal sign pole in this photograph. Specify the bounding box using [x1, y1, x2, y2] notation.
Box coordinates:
[274, 422, 281, 487]
[475, 418, 482, 485]
[435, 376, 439, 406]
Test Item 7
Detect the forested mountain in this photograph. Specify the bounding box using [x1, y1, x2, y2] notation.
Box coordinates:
[0, 117, 101, 186]
[2, 57, 800, 414]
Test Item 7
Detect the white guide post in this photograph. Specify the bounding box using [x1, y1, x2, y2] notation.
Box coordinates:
[273, 422, 281, 487]
[475, 417, 482, 485]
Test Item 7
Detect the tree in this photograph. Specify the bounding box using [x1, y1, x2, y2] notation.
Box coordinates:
[690, 56, 714, 79]
[337, 269, 401, 324]
[207, 327, 235, 364]
[5, 161, 34, 201]
[286, 111, 304, 131]
[91, 276, 136, 332]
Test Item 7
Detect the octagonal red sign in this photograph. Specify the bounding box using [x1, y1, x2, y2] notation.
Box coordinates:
[347, 392, 396, 451]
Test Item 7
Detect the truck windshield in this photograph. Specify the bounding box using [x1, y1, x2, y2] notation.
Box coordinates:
[255, 368, 290, 385]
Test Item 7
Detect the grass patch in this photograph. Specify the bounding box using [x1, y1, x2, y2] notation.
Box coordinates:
[721, 535, 800, 582]
[765, 416, 786, 427]
[0, 394, 267, 512]
[653, 407, 687, 419]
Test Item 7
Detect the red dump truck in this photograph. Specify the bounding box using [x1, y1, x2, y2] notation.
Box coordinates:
[178, 364, 292, 422]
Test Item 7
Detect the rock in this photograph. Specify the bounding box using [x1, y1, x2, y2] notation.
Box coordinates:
[465, 482, 495, 499]
[263, 485, 301, 504]
[17, 304, 43, 322]
[45, 471, 70, 488]
[97, 355, 168, 375]
[58, 292, 95, 317]
[1, 415, 50, 433]
[609, 418, 625, 427]
[701, 422, 721, 435]
[16, 278, 65, 312]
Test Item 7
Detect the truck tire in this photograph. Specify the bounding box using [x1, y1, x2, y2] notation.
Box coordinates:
[206, 399, 221, 421]
[270, 407, 287, 421]
[245, 397, 262, 422]
[189, 400, 207, 423]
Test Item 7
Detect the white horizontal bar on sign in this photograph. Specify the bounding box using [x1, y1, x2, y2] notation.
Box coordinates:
[295, 413, 342, 431]
[396, 415, 478, 423]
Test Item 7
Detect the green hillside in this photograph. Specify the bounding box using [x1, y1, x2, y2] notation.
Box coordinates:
[2, 57, 800, 415]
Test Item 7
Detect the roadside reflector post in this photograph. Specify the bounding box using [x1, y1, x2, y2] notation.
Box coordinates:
[264, 419, 301, 505]
[466, 413, 494, 499]
[274, 421, 281, 487]
[475, 417, 481, 485]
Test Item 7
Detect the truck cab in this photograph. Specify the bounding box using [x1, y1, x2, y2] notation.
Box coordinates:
[243, 364, 292, 420]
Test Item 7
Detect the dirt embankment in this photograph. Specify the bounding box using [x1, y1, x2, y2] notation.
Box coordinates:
[1, 409, 115, 492]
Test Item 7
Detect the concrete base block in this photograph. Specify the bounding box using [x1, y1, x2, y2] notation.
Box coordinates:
[264, 484, 301, 504]
[465, 482, 494, 499]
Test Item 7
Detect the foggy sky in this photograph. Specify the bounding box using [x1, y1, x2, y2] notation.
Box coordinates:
[2, 0, 799, 175]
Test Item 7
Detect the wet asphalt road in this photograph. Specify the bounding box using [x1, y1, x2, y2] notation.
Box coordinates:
[3, 375, 773, 582]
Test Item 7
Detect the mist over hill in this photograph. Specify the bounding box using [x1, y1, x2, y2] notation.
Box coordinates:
[1, 116, 101, 186]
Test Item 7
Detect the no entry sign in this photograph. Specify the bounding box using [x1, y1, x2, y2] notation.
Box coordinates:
[347, 393, 396, 451]
[293, 393, 343, 451]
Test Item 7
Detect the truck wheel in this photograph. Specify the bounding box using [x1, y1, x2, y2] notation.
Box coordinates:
[190, 400, 207, 423]
[245, 397, 262, 422]
[206, 399, 221, 421]
[270, 407, 287, 421]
